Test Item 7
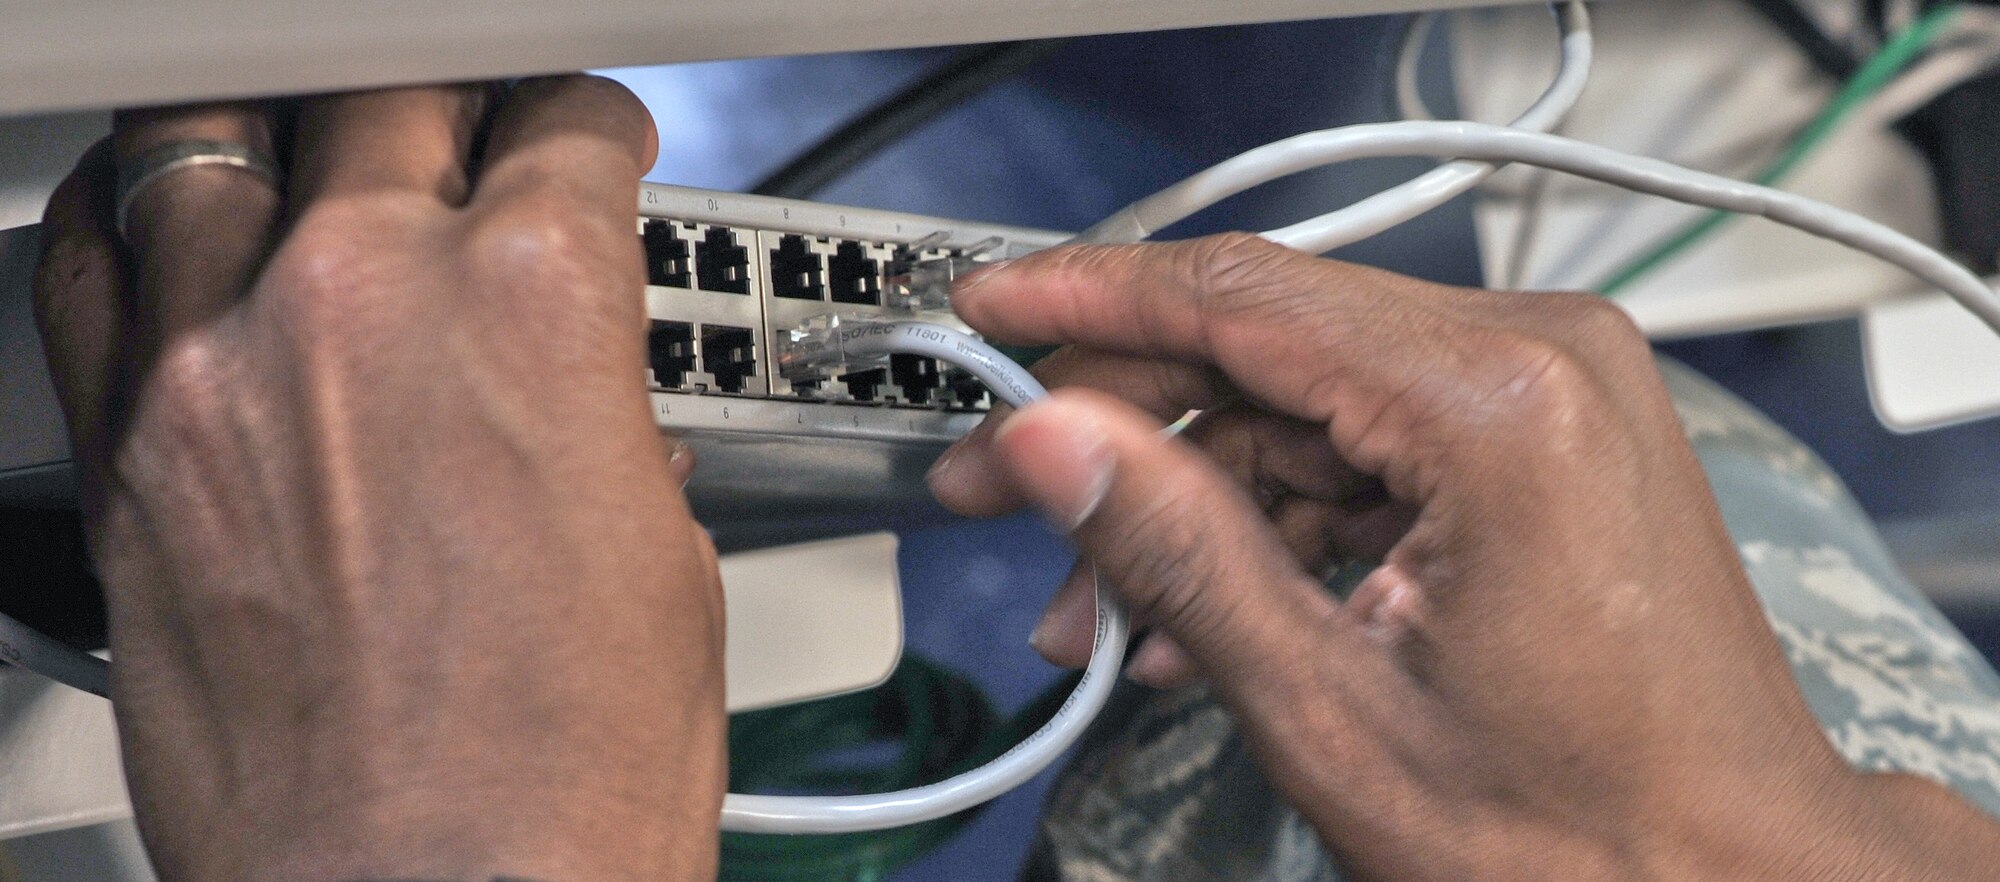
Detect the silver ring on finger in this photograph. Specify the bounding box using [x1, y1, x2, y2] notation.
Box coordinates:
[115, 139, 281, 240]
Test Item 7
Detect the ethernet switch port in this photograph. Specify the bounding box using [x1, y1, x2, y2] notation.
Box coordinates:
[838, 367, 888, 403]
[889, 354, 942, 406]
[641, 220, 692, 288]
[944, 367, 991, 410]
[695, 226, 750, 294]
[700, 325, 758, 394]
[769, 234, 826, 300]
[647, 320, 697, 390]
[788, 378, 828, 399]
[828, 240, 881, 305]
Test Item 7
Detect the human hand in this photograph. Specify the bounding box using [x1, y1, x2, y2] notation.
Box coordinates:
[33, 78, 724, 882]
[928, 235, 2000, 880]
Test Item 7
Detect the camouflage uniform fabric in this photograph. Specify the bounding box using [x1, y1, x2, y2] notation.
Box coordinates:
[1022, 361, 2000, 882]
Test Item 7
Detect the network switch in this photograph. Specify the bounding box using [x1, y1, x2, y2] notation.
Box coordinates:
[635, 184, 1061, 415]
[0, 186, 1070, 548]
[630, 183, 1067, 546]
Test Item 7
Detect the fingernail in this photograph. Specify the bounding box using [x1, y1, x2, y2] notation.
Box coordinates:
[927, 405, 1013, 505]
[995, 401, 1114, 532]
[1028, 615, 1057, 657]
[926, 436, 991, 498]
[1028, 569, 1096, 663]
[668, 439, 695, 488]
[926, 441, 962, 492]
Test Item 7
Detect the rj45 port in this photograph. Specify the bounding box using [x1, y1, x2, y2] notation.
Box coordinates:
[641, 220, 692, 288]
[647, 320, 697, 389]
[770, 234, 826, 300]
[695, 226, 751, 295]
[700, 325, 758, 394]
[828, 240, 881, 306]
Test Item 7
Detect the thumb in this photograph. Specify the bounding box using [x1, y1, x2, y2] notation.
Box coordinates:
[995, 390, 1449, 848]
[989, 388, 1346, 693]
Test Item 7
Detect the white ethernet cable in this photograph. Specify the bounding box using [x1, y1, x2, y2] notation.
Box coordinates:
[1076, 1, 1594, 255]
[1078, 119, 2000, 335]
[739, 318, 1130, 834]
[0, 609, 110, 697]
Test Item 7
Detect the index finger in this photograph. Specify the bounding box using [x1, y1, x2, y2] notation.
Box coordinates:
[949, 234, 1456, 432]
[947, 234, 1656, 503]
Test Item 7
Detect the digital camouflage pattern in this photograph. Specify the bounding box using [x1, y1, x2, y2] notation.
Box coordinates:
[1023, 361, 2000, 882]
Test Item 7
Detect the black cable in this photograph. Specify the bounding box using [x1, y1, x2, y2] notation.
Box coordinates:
[750, 39, 1070, 199]
[1867, 0, 1897, 44]
[1741, 0, 1864, 80]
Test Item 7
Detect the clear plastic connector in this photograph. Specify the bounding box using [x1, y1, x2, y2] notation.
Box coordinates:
[776, 314, 894, 382]
[885, 256, 981, 311]
[883, 236, 1007, 311]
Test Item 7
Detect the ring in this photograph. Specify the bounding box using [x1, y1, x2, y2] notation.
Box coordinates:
[115, 139, 281, 239]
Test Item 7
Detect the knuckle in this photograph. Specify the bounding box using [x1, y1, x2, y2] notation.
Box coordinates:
[464, 200, 643, 334]
[1541, 291, 1648, 358]
[1028, 242, 1145, 296]
[262, 200, 443, 355]
[466, 200, 613, 290]
[148, 335, 230, 410]
[1174, 234, 1379, 354]
[125, 336, 239, 465]
[1176, 232, 1304, 314]
[264, 210, 380, 318]
[1470, 328, 1614, 431]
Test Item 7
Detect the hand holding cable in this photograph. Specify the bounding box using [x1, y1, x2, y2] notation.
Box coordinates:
[927, 235, 2000, 880]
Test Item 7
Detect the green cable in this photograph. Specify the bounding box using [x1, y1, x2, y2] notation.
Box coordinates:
[719, 655, 1085, 882]
[1594, 3, 1962, 297]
